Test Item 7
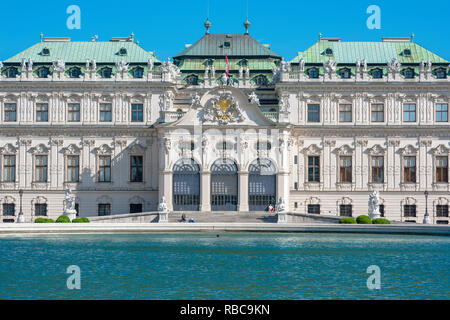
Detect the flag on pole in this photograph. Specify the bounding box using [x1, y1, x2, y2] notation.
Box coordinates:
[225, 55, 229, 77]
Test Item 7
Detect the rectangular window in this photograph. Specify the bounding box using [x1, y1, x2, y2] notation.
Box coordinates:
[308, 156, 320, 182]
[436, 156, 448, 183]
[2, 203, 15, 216]
[100, 103, 112, 122]
[4, 103, 17, 122]
[308, 204, 320, 214]
[371, 156, 384, 183]
[68, 104, 80, 122]
[437, 205, 449, 217]
[98, 156, 111, 182]
[35, 203, 47, 216]
[307, 104, 320, 122]
[404, 205, 416, 217]
[75, 203, 79, 217]
[67, 155, 80, 182]
[403, 156, 416, 183]
[36, 103, 49, 122]
[130, 203, 143, 214]
[3, 155, 16, 182]
[403, 104, 416, 122]
[379, 204, 385, 217]
[130, 155, 143, 182]
[340, 205, 352, 217]
[98, 204, 111, 216]
[339, 156, 352, 183]
[339, 104, 352, 122]
[294, 155, 298, 164]
[131, 104, 143, 122]
[371, 104, 384, 122]
[436, 103, 448, 122]
[35, 155, 48, 182]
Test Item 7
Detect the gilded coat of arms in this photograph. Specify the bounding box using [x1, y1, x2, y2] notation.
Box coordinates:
[203, 91, 244, 124]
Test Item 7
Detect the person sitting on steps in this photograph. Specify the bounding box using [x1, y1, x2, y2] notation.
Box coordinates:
[181, 214, 186, 222]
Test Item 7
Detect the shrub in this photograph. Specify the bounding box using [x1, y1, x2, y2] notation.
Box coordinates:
[55, 215, 71, 223]
[338, 217, 357, 224]
[372, 218, 391, 224]
[72, 217, 90, 223]
[356, 215, 372, 224]
[35, 218, 55, 223]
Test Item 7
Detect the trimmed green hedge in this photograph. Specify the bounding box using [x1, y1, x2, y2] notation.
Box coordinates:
[35, 218, 55, 223]
[72, 217, 90, 223]
[356, 215, 372, 224]
[372, 218, 391, 224]
[338, 217, 357, 224]
[55, 215, 71, 223]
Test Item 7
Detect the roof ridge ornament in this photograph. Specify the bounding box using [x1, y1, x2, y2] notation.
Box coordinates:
[204, 18, 211, 35]
[244, 18, 250, 35]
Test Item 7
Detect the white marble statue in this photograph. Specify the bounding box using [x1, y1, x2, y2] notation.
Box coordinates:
[362, 59, 367, 73]
[64, 188, 77, 221]
[245, 66, 250, 78]
[27, 58, 33, 72]
[276, 197, 286, 213]
[356, 59, 361, 74]
[387, 58, 401, 73]
[116, 59, 129, 73]
[368, 190, 381, 219]
[248, 92, 260, 105]
[239, 65, 243, 79]
[147, 58, 154, 72]
[190, 92, 201, 108]
[221, 73, 228, 86]
[91, 59, 97, 71]
[426, 60, 432, 73]
[299, 58, 305, 72]
[53, 58, 65, 72]
[158, 196, 169, 213]
[420, 60, 425, 73]
[21, 58, 27, 72]
[323, 58, 337, 74]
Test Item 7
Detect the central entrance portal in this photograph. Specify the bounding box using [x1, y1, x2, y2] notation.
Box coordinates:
[211, 158, 238, 211]
[173, 158, 200, 211]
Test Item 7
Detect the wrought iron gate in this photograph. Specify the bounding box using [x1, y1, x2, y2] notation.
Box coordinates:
[173, 159, 200, 211]
[249, 158, 276, 211]
[211, 158, 238, 211]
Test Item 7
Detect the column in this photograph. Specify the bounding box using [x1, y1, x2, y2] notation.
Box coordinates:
[238, 170, 249, 212]
[199, 170, 211, 212]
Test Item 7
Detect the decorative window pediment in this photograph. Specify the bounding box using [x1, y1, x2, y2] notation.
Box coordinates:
[129, 195, 145, 204]
[337, 197, 352, 205]
[96, 195, 112, 204]
[94, 144, 113, 155]
[62, 144, 81, 155]
[0, 143, 17, 154]
[432, 144, 449, 155]
[32, 196, 47, 205]
[434, 197, 449, 206]
[127, 141, 147, 154]
[303, 144, 322, 155]
[368, 144, 386, 155]
[402, 196, 416, 206]
[399, 144, 418, 155]
[335, 144, 354, 155]
[30, 144, 49, 154]
[306, 196, 320, 205]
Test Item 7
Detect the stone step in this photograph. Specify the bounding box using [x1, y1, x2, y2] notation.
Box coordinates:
[169, 211, 277, 223]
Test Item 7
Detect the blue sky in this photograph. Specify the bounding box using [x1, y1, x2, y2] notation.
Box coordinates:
[0, 0, 449, 61]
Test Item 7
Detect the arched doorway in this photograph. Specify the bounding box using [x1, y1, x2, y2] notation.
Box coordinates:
[211, 158, 238, 211]
[249, 158, 277, 211]
[173, 158, 200, 211]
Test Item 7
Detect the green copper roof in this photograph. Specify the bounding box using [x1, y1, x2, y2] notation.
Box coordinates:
[177, 59, 276, 71]
[290, 41, 449, 64]
[4, 41, 160, 64]
[174, 34, 281, 58]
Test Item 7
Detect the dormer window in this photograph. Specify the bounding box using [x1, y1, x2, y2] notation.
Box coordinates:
[435, 68, 447, 79]
[307, 67, 319, 79]
[371, 68, 383, 79]
[69, 67, 81, 78]
[186, 74, 198, 85]
[5, 67, 18, 78]
[206, 59, 214, 67]
[41, 48, 50, 56]
[403, 49, 411, 57]
[37, 67, 49, 78]
[119, 47, 127, 56]
[240, 59, 248, 67]
[325, 48, 333, 56]
[254, 75, 267, 86]
[133, 67, 143, 78]
[403, 68, 415, 79]
[339, 68, 351, 79]
[223, 41, 231, 48]
[101, 67, 112, 78]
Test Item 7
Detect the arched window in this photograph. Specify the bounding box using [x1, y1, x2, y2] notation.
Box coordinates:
[185, 74, 198, 85]
[254, 75, 267, 85]
[41, 48, 50, 56]
[403, 49, 411, 57]
[37, 67, 49, 78]
[435, 68, 447, 79]
[248, 158, 277, 210]
[307, 68, 319, 79]
[5, 67, 18, 78]
[133, 67, 144, 78]
[240, 59, 248, 67]
[119, 47, 127, 56]
[325, 48, 333, 56]
[211, 158, 238, 211]
[371, 68, 383, 79]
[339, 68, 351, 79]
[173, 158, 200, 211]
[101, 67, 112, 78]
[403, 68, 415, 79]
[69, 67, 81, 78]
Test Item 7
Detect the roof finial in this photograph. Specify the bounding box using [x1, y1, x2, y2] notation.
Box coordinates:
[130, 32, 134, 42]
[410, 33, 414, 42]
[319, 32, 322, 41]
[40, 32, 43, 42]
[204, 18, 211, 34]
[244, 18, 251, 35]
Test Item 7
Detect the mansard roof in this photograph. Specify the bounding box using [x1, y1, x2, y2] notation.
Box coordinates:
[174, 34, 281, 59]
[4, 40, 160, 64]
[290, 40, 449, 64]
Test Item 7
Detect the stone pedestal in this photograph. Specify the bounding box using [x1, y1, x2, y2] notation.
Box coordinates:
[423, 214, 431, 224]
[159, 212, 168, 223]
[17, 214, 25, 223]
[64, 209, 77, 221]
[277, 212, 287, 223]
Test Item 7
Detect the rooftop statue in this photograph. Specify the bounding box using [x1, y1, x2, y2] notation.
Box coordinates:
[53, 58, 65, 72]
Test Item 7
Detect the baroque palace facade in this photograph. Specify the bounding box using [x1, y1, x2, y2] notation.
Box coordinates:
[0, 22, 449, 223]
